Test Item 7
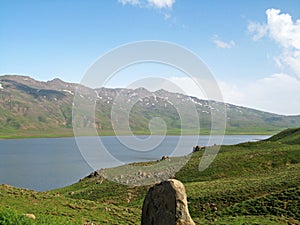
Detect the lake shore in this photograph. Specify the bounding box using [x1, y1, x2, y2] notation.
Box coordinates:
[1, 128, 299, 224]
[0, 134, 272, 191]
[0, 128, 282, 139]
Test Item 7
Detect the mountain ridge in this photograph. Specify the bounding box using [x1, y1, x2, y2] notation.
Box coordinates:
[1, 74, 300, 137]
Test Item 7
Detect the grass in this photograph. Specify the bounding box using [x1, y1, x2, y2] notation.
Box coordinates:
[0, 208, 81, 225]
[0, 128, 74, 139]
[0, 128, 299, 224]
[0, 208, 33, 225]
[0, 127, 281, 139]
[266, 127, 300, 145]
[0, 184, 141, 224]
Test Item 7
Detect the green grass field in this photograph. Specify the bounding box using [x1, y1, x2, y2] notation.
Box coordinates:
[0, 128, 299, 224]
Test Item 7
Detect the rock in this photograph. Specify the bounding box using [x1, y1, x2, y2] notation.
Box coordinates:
[87, 171, 99, 178]
[142, 172, 147, 177]
[192, 145, 205, 152]
[24, 213, 36, 219]
[161, 155, 169, 161]
[141, 179, 195, 225]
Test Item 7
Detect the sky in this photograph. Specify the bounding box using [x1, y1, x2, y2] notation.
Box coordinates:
[1, 0, 300, 115]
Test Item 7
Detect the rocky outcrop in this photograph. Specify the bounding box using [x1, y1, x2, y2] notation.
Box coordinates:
[141, 179, 195, 225]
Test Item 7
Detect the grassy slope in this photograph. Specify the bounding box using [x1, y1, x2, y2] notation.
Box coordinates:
[266, 127, 300, 145]
[0, 128, 299, 224]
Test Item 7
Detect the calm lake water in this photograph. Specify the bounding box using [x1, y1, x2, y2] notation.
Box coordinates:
[0, 135, 270, 191]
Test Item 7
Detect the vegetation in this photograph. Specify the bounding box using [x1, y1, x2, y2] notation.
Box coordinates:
[266, 127, 300, 145]
[0, 128, 299, 224]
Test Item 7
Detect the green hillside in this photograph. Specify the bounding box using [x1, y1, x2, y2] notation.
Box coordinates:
[0, 128, 299, 224]
[266, 127, 300, 145]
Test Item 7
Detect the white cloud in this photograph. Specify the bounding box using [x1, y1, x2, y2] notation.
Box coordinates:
[266, 9, 300, 49]
[212, 35, 235, 49]
[118, 0, 140, 6]
[118, 0, 175, 9]
[248, 8, 300, 79]
[147, 0, 175, 9]
[247, 22, 268, 41]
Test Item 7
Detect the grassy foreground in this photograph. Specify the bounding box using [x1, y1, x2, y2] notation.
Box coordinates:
[0, 128, 300, 224]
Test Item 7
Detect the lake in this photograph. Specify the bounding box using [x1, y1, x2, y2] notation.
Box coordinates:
[0, 135, 270, 191]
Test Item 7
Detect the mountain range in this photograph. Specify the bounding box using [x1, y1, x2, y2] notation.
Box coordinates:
[0, 75, 300, 137]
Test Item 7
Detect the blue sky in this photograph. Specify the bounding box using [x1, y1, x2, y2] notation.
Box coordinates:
[1, 0, 300, 115]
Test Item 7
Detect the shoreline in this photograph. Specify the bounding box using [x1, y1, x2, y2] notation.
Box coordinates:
[0, 133, 274, 191]
[0, 131, 278, 140]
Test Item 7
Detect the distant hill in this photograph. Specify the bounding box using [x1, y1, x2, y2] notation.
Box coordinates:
[1, 75, 300, 137]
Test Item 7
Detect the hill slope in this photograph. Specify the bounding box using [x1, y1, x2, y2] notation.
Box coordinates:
[0, 128, 299, 224]
[1, 75, 300, 137]
[266, 127, 300, 145]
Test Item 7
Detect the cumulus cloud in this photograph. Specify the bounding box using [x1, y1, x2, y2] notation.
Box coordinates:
[248, 8, 300, 79]
[118, 0, 175, 9]
[212, 35, 235, 49]
[266, 9, 300, 49]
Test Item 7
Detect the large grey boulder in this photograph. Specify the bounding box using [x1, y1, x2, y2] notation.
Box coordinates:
[141, 179, 195, 225]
